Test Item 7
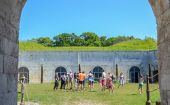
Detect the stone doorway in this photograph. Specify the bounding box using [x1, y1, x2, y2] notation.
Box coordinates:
[129, 66, 140, 83]
[1, 0, 170, 105]
[92, 66, 104, 80]
[55, 66, 67, 78]
[18, 67, 29, 83]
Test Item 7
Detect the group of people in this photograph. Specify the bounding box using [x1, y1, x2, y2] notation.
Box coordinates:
[99, 72, 115, 93]
[53, 71, 144, 94]
[53, 71, 95, 91]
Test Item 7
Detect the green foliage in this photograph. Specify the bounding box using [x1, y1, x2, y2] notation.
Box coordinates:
[28, 32, 143, 47]
[111, 39, 157, 51]
[80, 32, 101, 46]
[105, 36, 135, 46]
[29, 37, 53, 47]
[19, 39, 157, 51]
[18, 83, 160, 105]
[53, 33, 77, 46]
[100, 36, 107, 46]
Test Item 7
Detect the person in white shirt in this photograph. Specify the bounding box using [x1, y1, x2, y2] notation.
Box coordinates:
[118, 72, 125, 88]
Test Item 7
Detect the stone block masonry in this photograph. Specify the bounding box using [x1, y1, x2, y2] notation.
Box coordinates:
[19, 51, 158, 83]
[0, 0, 170, 105]
[149, 0, 170, 105]
[0, 0, 26, 105]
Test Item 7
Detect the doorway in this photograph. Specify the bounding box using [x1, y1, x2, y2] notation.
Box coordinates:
[129, 66, 140, 83]
[92, 66, 104, 80]
[18, 67, 29, 83]
[55, 66, 67, 78]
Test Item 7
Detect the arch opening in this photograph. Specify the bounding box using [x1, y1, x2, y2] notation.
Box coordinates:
[129, 66, 140, 83]
[92, 66, 104, 80]
[18, 67, 29, 83]
[55, 66, 67, 78]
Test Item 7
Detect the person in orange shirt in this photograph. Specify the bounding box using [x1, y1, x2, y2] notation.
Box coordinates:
[79, 71, 86, 91]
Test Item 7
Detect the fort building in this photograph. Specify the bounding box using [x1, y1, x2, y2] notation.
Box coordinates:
[18, 51, 158, 83]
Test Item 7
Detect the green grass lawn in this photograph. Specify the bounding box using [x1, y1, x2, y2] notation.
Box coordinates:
[18, 83, 160, 105]
[19, 39, 157, 51]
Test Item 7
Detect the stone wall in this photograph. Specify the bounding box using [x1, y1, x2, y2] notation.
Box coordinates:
[19, 51, 158, 83]
[0, 0, 168, 104]
[149, 0, 170, 104]
[0, 0, 25, 105]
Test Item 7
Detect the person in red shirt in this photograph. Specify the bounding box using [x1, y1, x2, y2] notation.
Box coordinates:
[106, 73, 114, 93]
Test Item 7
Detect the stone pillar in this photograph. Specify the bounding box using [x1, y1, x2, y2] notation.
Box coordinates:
[0, 0, 26, 105]
[149, 0, 170, 105]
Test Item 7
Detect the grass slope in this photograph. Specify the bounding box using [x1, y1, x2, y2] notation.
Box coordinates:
[18, 83, 160, 105]
[19, 39, 157, 51]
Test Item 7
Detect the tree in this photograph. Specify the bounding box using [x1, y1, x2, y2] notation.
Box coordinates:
[80, 32, 101, 46]
[34, 37, 53, 47]
[100, 36, 107, 46]
[74, 36, 84, 46]
[53, 33, 77, 46]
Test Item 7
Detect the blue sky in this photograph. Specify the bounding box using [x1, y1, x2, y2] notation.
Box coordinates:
[19, 0, 157, 41]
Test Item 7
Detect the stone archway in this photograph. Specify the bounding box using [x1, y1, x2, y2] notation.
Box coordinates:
[55, 66, 67, 78]
[18, 67, 29, 83]
[0, 0, 26, 105]
[129, 66, 140, 83]
[92, 66, 104, 80]
[149, 0, 170, 104]
[0, 0, 169, 105]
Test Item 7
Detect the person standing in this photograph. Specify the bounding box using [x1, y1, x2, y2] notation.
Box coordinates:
[69, 71, 74, 89]
[74, 72, 79, 91]
[88, 72, 94, 91]
[106, 76, 114, 93]
[60, 73, 66, 89]
[102, 71, 107, 79]
[102, 71, 107, 90]
[138, 75, 144, 95]
[82, 72, 86, 89]
[118, 72, 125, 88]
[54, 73, 59, 90]
[78, 71, 86, 91]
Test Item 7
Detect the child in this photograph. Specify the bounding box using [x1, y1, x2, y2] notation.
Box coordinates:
[138, 75, 144, 94]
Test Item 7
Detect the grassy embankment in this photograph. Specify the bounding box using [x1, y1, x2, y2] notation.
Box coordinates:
[19, 39, 157, 51]
[18, 83, 160, 105]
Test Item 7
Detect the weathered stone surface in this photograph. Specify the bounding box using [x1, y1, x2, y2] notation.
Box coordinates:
[0, 0, 26, 105]
[149, 0, 170, 18]
[4, 55, 18, 74]
[3, 92, 17, 105]
[0, 73, 7, 94]
[7, 74, 17, 93]
[0, 54, 3, 73]
[149, 0, 170, 105]
[0, 37, 18, 58]
[19, 51, 158, 83]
